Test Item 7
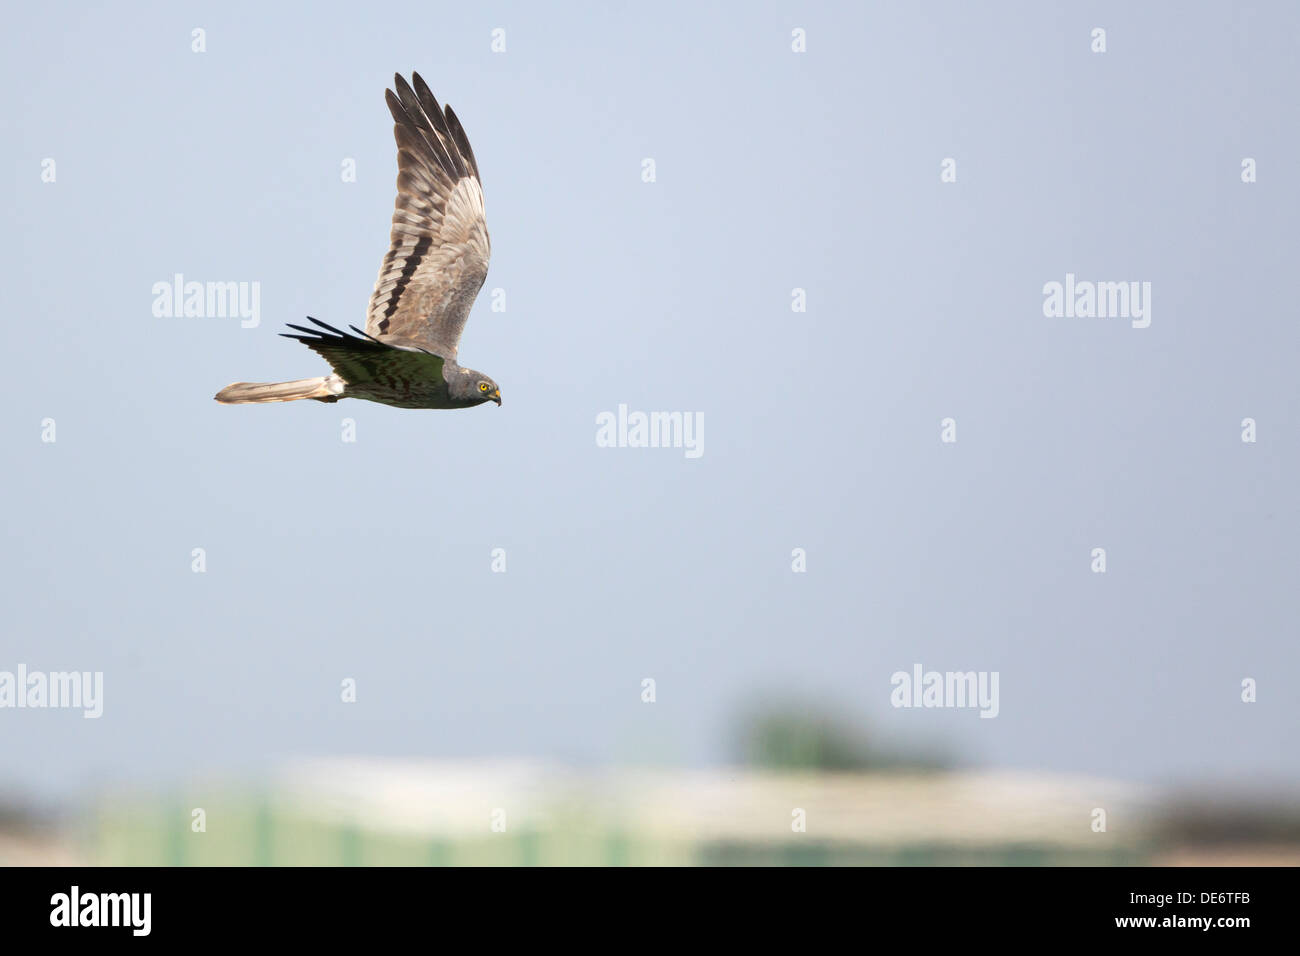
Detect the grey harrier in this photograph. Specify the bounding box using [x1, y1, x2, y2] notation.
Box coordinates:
[215, 72, 500, 409]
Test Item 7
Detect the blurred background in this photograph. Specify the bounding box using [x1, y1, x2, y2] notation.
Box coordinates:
[5, 701, 1300, 865]
[3, 1, 1298, 864]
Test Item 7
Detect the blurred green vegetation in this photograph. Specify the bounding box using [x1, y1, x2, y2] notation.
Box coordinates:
[733, 701, 953, 773]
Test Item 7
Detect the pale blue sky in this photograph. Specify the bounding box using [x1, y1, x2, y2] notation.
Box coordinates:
[3, 1, 1297, 799]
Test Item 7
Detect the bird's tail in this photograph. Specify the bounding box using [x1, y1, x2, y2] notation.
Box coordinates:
[214, 377, 340, 404]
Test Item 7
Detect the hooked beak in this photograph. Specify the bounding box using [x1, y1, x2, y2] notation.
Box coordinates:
[491, 389, 502, 406]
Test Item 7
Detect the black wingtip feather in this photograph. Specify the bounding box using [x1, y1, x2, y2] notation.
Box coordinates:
[282, 318, 390, 352]
[307, 317, 347, 335]
[391, 72, 469, 181]
[443, 104, 480, 181]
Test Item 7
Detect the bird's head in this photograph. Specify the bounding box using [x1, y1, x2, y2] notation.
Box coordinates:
[458, 369, 501, 406]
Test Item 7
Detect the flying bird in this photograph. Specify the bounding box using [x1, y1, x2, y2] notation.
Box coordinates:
[215, 72, 500, 409]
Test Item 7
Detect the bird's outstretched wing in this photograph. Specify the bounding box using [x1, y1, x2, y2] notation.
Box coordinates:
[282, 318, 445, 385]
[365, 72, 490, 360]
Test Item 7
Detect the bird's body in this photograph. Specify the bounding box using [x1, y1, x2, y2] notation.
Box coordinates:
[215, 72, 502, 410]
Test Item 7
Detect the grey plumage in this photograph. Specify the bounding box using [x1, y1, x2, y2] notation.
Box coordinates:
[215, 72, 501, 410]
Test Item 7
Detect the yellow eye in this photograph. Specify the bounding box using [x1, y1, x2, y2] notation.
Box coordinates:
[479, 382, 489, 392]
